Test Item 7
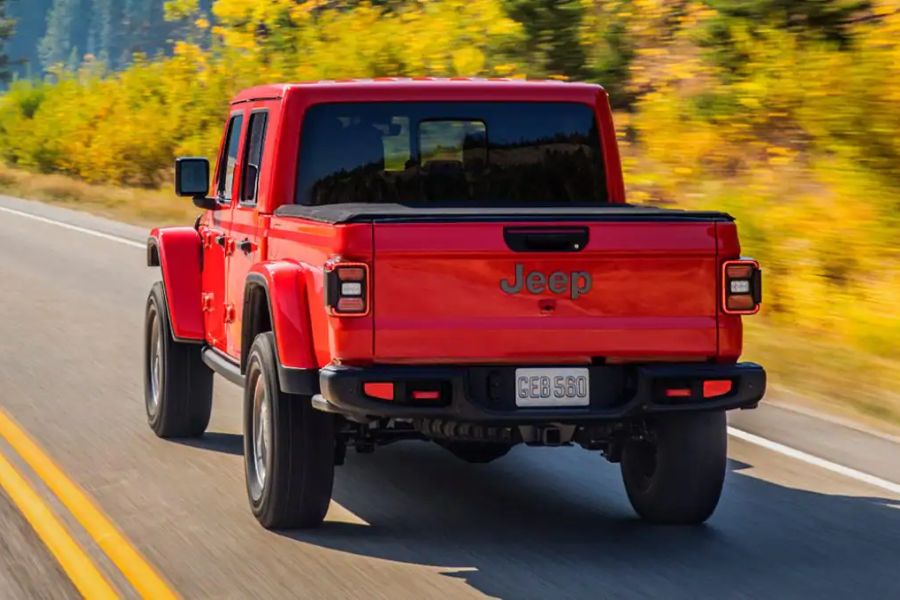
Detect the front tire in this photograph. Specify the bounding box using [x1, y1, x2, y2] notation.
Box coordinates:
[244, 332, 334, 529]
[144, 282, 213, 438]
[620, 411, 727, 525]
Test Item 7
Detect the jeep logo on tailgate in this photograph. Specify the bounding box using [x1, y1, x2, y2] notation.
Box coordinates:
[500, 264, 592, 299]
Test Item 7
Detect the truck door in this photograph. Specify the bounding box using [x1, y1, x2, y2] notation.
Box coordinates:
[224, 108, 271, 360]
[200, 111, 244, 353]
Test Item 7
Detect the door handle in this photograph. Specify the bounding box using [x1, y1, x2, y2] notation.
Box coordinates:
[215, 235, 227, 248]
[503, 227, 589, 252]
[237, 239, 253, 254]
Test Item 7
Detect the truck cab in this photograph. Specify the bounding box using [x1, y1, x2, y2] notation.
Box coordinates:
[145, 79, 765, 530]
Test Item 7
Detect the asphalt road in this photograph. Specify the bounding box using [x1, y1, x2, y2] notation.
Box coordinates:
[0, 195, 898, 599]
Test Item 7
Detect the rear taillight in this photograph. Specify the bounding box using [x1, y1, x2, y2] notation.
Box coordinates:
[325, 262, 369, 316]
[722, 259, 762, 314]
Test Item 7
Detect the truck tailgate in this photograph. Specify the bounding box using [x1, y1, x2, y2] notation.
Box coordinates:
[372, 220, 720, 362]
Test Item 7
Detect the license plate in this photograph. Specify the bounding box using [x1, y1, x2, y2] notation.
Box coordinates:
[515, 368, 590, 407]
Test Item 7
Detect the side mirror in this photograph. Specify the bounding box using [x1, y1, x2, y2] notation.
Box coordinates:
[175, 157, 215, 209]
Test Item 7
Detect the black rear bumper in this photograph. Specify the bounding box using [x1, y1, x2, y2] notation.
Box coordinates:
[318, 362, 765, 423]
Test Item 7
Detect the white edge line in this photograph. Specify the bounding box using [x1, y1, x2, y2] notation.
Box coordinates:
[3, 201, 899, 497]
[764, 395, 900, 444]
[0, 205, 145, 249]
[728, 426, 900, 496]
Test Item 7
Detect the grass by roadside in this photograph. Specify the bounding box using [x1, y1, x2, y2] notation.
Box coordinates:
[743, 322, 900, 437]
[1, 165, 897, 436]
[0, 165, 196, 227]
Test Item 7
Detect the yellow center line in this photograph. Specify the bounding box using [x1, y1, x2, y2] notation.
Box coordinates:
[0, 409, 178, 599]
[0, 450, 118, 599]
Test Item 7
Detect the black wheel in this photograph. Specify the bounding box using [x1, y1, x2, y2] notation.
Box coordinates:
[144, 282, 213, 438]
[244, 332, 334, 529]
[620, 411, 727, 525]
[441, 441, 512, 464]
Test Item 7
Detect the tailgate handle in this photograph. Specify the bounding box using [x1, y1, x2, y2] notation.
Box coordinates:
[503, 227, 588, 252]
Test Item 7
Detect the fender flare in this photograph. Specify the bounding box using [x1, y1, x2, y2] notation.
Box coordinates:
[146, 227, 204, 342]
[243, 262, 318, 396]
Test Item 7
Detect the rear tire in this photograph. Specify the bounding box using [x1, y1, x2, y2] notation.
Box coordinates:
[441, 441, 512, 464]
[620, 411, 727, 525]
[244, 332, 334, 529]
[144, 282, 213, 438]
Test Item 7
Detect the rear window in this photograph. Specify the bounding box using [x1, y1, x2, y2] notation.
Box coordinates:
[295, 102, 606, 205]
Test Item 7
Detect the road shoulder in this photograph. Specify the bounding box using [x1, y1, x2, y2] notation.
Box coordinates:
[730, 401, 900, 486]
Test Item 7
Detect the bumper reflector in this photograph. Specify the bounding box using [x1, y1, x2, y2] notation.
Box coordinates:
[703, 380, 733, 398]
[411, 390, 441, 401]
[664, 388, 692, 398]
[363, 382, 394, 401]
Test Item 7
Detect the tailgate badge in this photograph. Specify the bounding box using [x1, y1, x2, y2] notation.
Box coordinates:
[501, 264, 592, 299]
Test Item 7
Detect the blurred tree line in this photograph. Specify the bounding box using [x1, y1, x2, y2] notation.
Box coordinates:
[4, 0, 213, 76]
[0, 0, 898, 390]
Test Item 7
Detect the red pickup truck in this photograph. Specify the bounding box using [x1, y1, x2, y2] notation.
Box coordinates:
[145, 79, 765, 530]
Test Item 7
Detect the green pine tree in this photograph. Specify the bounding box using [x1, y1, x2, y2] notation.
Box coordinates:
[123, 0, 170, 58]
[7, 0, 52, 79]
[701, 0, 872, 75]
[87, 0, 112, 63]
[39, 0, 89, 72]
[0, 0, 15, 83]
[502, 0, 588, 79]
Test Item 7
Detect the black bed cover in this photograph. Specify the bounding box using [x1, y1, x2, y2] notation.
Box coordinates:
[273, 202, 734, 224]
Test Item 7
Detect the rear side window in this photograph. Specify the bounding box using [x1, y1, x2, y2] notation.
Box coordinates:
[217, 114, 244, 202]
[241, 112, 269, 204]
[296, 102, 606, 205]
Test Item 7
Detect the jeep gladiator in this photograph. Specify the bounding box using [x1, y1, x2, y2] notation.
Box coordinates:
[144, 79, 766, 529]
